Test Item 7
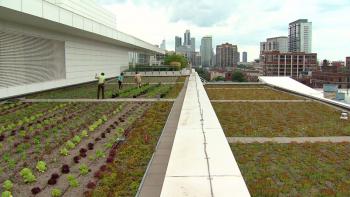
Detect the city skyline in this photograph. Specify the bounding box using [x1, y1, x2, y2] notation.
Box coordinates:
[98, 0, 350, 62]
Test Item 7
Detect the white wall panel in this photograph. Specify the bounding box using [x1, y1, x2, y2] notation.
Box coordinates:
[83, 19, 93, 32]
[0, 0, 22, 11]
[22, 0, 42, 17]
[0, 20, 128, 99]
[59, 8, 72, 26]
[43, 1, 59, 22]
[72, 14, 83, 29]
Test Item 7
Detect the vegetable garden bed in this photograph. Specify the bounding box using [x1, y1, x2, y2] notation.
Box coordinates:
[213, 102, 350, 137]
[231, 142, 350, 196]
[206, 86, 303, 100]
[27, 76, 186, 99]
[0, 101, 173, 197]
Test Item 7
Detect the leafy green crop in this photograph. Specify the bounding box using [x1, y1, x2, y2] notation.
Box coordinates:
[95, 150, 105, 158]
[65, 140, 75, 149]
[79, 164, 89, 175]
[72, 136, 81, 144]
[67, 175, 79, 187]
[36, 161, 47, 172]
[20, 168, 36, 183]
[1, 191, 12, 197]
[2, 180, 13, 191]
[51, 188, 62, 197]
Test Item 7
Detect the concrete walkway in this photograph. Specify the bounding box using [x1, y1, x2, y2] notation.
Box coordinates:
[137, 77, 189, 197]
[20, 98, 175, 103]
[227, 136, 350, 144]
[210, 99, 311, 103]
[160, 73, 250, 197]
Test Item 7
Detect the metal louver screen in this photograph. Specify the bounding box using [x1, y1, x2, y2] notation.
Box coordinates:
[0, 31, 65, 88]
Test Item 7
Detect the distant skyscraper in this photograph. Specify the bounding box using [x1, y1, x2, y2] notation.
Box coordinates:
[191, 37, 195, 52]
[175, 36, 182, 51]
[160, 40, 166, 50]
[288, 19, 312, 53]
[200, 36, 213, 67]
[243, 52, 247, 63]
[184, 30, 191, 46]
[237, 52, 240, 63]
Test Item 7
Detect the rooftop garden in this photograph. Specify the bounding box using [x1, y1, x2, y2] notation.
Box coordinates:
[231, 143, 350, 196]
[0, 101, 172, 196]
[213, 102, 350, 137]
[0, 76, 186, 197]
[27, 76, 186, 99]
[210, 83, 350, 196]
[205, 85, 303, 100]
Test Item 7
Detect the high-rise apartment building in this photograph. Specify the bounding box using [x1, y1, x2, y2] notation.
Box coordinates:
[216, 43, 235, 68]
[243, 52, 248, 63]
[346, 57, 350, 68]
[260, 36, 288, 53]
[288, 19, 312, 53]
[175, 36, 182, 49]
[200, 36, 213, 67]
[215, 43, 240, 67]
[184, 30, 191, 46]
[191, 38, 196, 52]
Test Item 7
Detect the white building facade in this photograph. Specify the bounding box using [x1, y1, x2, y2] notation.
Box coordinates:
[0, 0, 164, 99]
[200, 36, 213, 67]
[288, 19, 312, 53]
[260, 36, 288, 53]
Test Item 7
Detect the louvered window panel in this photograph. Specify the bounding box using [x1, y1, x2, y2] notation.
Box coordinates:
[0, 31, 65, 88]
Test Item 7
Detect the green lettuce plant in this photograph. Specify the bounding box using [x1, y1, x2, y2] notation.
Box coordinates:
[95, 150, 105, 158]
[36, 161, 47, 172]
[72, 136, 81, 144]
[79, 164, 89, 175]
[1, 191, 12, 197]
[51, 188, 62, 197]
[20, 168, 36, 183]
[81, 130, 88, 138]
[65, 140, 75, 149]
[67, 175, 79, 187]
[2, 180, 13, 191]
[60, 148, 69, 156]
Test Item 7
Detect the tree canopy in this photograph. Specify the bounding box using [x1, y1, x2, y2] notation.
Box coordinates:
[232, 71, 247, 82]
[164, 54, 188, 69]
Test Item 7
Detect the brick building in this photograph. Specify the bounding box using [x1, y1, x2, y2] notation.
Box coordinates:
[311, 66, 350, 88]
[260, 51, 317, 79]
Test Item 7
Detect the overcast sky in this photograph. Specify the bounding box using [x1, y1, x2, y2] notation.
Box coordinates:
[97, 0, 350, 62]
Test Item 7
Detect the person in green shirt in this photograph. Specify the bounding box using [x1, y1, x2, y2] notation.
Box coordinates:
[117, 72, 124, 89]
[95, 72, 106, 99]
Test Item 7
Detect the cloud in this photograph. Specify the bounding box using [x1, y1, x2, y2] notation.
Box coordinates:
[97, 0, 350, 62]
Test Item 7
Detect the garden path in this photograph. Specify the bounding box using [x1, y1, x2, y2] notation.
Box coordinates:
[227, 136, 350, 143]
[20, 98, 175, 102]
[137, 75, 189, 197]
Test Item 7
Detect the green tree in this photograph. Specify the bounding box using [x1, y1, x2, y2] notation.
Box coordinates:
[232, 71, 247, 82]
[164, 54, 188, 69]
[214, 76, 225, 81]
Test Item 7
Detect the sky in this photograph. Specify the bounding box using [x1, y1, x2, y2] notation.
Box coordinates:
[97, 0, 350, 62]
